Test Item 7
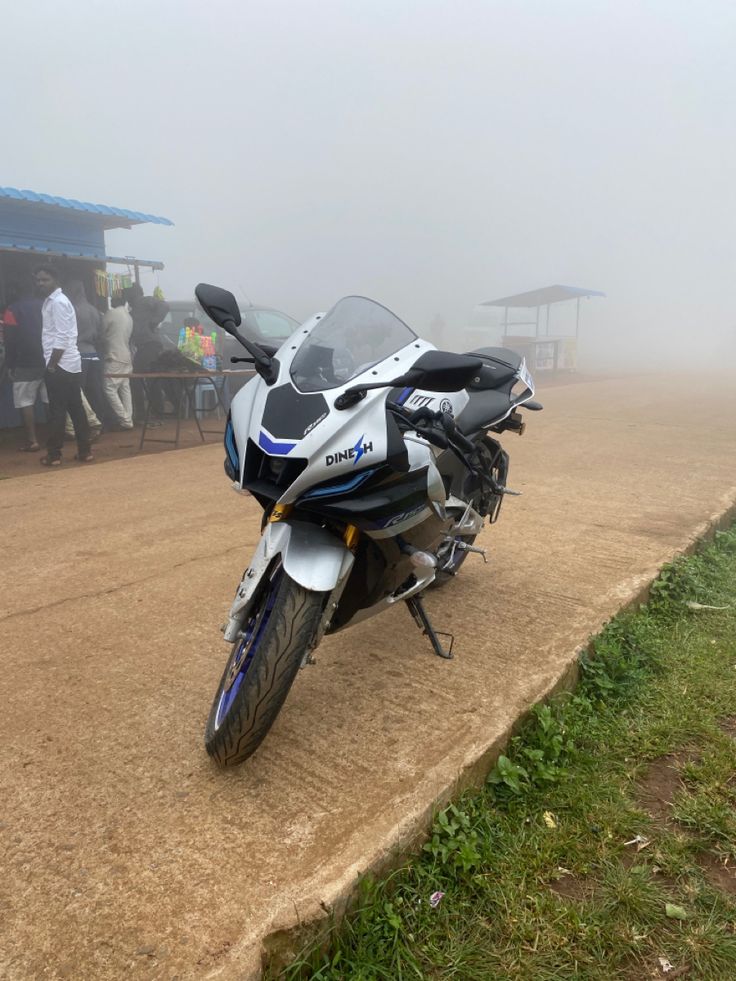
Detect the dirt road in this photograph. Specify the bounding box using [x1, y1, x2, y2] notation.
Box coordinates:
[2, 374, 736, 979]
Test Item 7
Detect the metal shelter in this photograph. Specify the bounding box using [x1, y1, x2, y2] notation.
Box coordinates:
[480, 284, 605, 341]
[478, 285, 605, 372]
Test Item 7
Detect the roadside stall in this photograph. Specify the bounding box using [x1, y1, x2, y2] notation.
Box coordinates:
[0, 186, 172, 428]
[471, 284, 605, 372]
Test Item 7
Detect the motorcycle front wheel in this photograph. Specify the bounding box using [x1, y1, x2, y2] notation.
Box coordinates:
[204, 560, 327, 766]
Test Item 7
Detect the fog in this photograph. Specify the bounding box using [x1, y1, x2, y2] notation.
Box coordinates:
[3, 0, 735, 370]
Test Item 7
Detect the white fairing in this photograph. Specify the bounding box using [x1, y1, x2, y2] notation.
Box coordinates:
[230, 317, 437, 511]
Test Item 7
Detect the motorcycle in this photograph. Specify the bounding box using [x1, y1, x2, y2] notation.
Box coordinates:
[196, 284, 542, 765]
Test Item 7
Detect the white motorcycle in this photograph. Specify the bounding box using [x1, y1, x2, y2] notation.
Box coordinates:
[196, 285, 541, 765]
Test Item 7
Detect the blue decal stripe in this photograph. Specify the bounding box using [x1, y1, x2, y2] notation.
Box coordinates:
[258, 431, 296, 455]
[396, 387, 413, 406]
[302, 468, 376, 500]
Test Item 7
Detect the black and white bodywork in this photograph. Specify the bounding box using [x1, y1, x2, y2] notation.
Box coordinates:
[196, 286, 542, 765]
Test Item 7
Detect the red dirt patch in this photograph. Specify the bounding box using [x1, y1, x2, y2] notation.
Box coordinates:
[720, 717, 736, 738]
[549, 872, 597, 901]
[697, 853, 736, 897]
[635, 754, 696, 829]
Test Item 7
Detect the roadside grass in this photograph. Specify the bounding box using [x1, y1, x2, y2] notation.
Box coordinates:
[271, 525, 736, 980]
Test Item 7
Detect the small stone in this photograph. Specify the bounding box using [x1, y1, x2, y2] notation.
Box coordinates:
[135, 946, 156, 957]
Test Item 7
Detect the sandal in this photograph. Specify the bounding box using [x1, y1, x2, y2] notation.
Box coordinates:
[40, 456, 62, 467]
[20, 442, 40, 452]
[74, 453, 95, 463]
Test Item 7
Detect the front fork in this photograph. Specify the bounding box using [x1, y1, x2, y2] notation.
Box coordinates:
[221, 519, 356, 647]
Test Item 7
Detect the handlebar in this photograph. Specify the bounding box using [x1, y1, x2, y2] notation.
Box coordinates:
[437, 411, 476, 454]
[386, 400, 517, 498]
[388, 402, 474, 456]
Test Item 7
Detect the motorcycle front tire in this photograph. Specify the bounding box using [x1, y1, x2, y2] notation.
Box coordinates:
[204, 565, 327, 766]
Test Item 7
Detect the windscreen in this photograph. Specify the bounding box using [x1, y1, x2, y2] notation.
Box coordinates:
[290, 296, 417, 393]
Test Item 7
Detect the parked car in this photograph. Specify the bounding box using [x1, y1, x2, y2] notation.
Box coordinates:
[158, 300, 301, 396]
[159, 300, 300, 353]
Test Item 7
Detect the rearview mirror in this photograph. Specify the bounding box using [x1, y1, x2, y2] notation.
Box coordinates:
[195, 283, 241, 333]
[393, 350, 482, 392]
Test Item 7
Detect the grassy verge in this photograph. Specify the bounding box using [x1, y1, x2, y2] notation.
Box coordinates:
[271, 525, 736, 980]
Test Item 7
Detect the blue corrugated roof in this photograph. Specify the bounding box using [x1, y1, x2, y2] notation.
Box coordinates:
[0, 186, 173, 226]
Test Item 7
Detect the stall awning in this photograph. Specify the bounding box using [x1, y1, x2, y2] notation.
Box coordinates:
[481, 285, 605, 308]
[0, 186, 172, 268]
[0, 187, 173, 230]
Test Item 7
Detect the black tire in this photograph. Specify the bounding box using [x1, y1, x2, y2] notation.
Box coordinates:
[204, 563, 327, 766]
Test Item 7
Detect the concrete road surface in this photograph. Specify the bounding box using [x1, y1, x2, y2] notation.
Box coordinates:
[2, 374, 736, 980]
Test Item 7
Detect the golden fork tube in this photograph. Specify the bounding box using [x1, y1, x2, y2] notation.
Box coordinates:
[343, 523, 360, 550]
[269, 503, 294, 523]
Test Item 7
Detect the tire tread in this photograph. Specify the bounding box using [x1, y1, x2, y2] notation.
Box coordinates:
[204, 574, 325, 766]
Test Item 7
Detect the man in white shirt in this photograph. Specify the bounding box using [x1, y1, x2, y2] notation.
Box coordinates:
[34, 265, 93, 466]
[101, 295, 134, 429]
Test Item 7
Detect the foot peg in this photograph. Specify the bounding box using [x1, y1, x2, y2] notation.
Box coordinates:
[406, 595, 454, 659]
[455, 541, 488, 563]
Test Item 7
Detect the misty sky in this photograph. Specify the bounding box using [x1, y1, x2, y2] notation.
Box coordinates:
[3, 0, 735, 367]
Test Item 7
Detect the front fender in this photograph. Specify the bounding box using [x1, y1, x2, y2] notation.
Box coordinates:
[277, 520, 355, 590]
[223, 521, 354, 641]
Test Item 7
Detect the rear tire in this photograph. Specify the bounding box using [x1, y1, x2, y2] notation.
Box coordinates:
[204, 564, 327, 766]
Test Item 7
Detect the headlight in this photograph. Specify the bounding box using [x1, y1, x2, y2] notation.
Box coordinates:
[267, 458, 287, 479]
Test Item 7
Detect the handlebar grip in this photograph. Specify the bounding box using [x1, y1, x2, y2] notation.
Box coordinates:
[407, 405, 436, 426]
[439, 411, 475, 454]
[415, 424, 449, 449]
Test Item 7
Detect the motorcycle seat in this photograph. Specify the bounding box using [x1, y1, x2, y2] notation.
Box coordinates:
[463, 347, 523, 391]
[456, 388, 513, 436]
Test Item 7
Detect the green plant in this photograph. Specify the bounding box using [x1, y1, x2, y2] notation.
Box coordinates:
[423, 802, 481, 873]
[488, 702, 577, 801]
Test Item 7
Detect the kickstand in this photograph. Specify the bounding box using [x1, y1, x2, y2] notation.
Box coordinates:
[406, 595, 454, 659]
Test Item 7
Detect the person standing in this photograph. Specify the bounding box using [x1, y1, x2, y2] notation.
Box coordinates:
[101, 295, 134, 429]
[34, 265, 93, 466]
[66, 280, 107, 429]
[2, 288, 47, 451]
[126, 284, 170, 423]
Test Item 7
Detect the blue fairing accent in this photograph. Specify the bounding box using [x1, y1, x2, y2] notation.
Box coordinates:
[225, 419, 239, 471]
[302, 467, 377, 500]
[396, 387, 413, 405]
[259, 430, 296, 455]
